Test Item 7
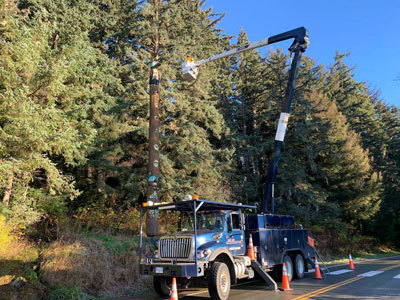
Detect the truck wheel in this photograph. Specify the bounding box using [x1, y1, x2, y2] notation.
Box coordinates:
[283, 255, 294, 282]
[294, 254, 305, 279]
[208, 262, 231, 300]
[153, 276, 171, 297]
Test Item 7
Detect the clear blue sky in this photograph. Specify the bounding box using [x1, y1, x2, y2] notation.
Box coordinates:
[205, 0, 400, 107]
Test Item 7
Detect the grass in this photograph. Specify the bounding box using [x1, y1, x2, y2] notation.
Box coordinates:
[0, 215, 44, 300]
[0, 213, 154, 299]
[39, 228, 154, 298]
[323, 250, 400, 266]
[48, 286, 100, 300]
[84, 232, 137, 255]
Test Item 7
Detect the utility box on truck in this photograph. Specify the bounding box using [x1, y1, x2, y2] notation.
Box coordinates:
[246, 214, 316, 275]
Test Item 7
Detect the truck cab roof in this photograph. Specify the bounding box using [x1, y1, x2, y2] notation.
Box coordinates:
[143, 199, 257, 212]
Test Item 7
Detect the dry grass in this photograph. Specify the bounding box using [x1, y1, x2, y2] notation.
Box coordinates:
[0, 215, 43, 300]
[40, 229, 154, 297]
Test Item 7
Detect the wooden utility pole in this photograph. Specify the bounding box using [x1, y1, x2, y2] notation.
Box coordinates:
[146, 61, 161, 237]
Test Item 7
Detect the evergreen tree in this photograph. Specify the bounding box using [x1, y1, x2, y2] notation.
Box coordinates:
[0, 0, 123, 223]
[221, 29, 269, 204]
[370, 101, 400, 244]
[325, 52, 386, 171]
[1, 0, 398, 244]
[84, 0, 234, 206]
[309, 90, 381, 226]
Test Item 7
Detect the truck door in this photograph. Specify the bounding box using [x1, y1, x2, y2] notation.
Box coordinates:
[227, 212, 245, 256]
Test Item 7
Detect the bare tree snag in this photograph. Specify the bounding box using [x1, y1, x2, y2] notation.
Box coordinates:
[2, 174, 13, 206]
[52, 32, 59, 49]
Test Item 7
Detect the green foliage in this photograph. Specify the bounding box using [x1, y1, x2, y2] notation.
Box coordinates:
[369, 102, 400, 245]
[48, 286, 97, 300]
[85, 232, 135, 255]
[217, 40, 383, 229]
[0, 0, 123, 225]
[0, 0, 399, 246]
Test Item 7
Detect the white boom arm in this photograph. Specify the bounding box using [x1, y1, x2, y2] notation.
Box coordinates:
[182, 37, 270, 81]
[182, 27, 309, 81]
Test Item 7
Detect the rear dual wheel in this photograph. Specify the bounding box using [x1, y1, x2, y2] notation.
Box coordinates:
[275, 254, 305, 282]
[283, 255, 294, 282]
[294, 254, 305, 279]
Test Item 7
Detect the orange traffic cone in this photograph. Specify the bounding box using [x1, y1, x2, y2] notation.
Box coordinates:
[170, 278, 178, 300]
[281, 262, 292, 291]
[314, 257, 322, 279]
[247, 234, 256, 261]
[349, 254, 355, 270]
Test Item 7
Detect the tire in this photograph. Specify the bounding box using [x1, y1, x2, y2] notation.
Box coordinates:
[208, 262, 231, 300]
[294, 254, 305, 279]
[153, 276, 171, 297]
[283, 255, 294, 282]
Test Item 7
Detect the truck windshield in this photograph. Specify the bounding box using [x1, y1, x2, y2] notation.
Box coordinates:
[181, 211, 225, 232]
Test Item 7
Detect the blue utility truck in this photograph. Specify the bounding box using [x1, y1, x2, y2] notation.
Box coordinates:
[139, 27, 317, 300]
[139, 199, 316, 299]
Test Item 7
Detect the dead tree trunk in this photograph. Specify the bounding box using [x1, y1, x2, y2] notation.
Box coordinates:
[3, 174, 13, 206]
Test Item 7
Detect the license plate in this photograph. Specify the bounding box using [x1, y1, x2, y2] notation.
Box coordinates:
[155, 267, 163, 274]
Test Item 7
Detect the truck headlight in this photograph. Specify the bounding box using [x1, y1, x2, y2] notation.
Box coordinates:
[154, 250, 159, 259]
[196, 250, 204, 258]
[197, 249, 211, 259]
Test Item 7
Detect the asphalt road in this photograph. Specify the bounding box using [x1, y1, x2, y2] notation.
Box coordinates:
[133, 256, 400, 300]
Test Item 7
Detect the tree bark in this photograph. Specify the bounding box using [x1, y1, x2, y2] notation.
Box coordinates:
[52, 32, 59, 49]
[3, 174, 13, 206]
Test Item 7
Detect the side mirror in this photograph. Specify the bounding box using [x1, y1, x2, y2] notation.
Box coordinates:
[240, 214, 246, 231]
[227, 215, 232, 233]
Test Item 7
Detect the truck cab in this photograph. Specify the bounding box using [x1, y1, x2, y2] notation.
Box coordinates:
[177, 209, 246, 259]
[139, 198, 317, 300]
[139, 199, 257, 300]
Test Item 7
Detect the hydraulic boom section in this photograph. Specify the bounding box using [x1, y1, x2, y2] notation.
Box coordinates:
[181, 27, 309, 214]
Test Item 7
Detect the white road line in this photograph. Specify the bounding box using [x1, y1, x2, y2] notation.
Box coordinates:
[306, 267, 327, 273]
[307, 255, 400, 273]
[327, 255, 400, 269]
[306, 268, 315, 273]
[329, 269, 354, 275]
[394, 274, 400, 279]
[358, 271, 384, 277]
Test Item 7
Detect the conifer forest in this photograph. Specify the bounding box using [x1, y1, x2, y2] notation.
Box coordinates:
[0, 0, 399, 298]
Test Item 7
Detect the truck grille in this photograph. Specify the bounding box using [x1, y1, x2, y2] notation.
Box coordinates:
[159, 236, 192, 259]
